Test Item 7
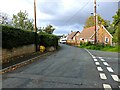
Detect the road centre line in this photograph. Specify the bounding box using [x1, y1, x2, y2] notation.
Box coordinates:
[111, 75, 120, 82]
[103, 62, 109, 66]
[106, 67, 114, 73]
[97, 67, 103, 71]
[103, 84, 112, 90]
[95, 62, 100, 65]
[100, 73, 107, 80]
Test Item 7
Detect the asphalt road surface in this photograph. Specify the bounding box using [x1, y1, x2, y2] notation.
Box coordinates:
[2, 44, 119, 89]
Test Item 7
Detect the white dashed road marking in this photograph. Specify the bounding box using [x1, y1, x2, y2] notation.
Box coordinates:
[103, 84, 112, 90]
[107, 67, 114, 73]
[100, 58, 105, 61]
[94, 59, 98, 61]
[95, 62, 100, 65]
[100, 73, 107, 80]
[97, 67, 103, 71]
[111, 75, 120, 82]
[92, 56, 96, 59]
[103, 62, 109, 66]
[99, 57, 102, 59]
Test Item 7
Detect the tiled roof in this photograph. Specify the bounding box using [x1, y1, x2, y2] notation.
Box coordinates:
[67, 31, 80, 40]
[80, 26, 95, 39]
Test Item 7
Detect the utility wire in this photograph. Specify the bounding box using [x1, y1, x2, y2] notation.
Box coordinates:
[62, 2, 90, 26]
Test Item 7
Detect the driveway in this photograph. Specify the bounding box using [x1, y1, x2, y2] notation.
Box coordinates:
[2, 44, 119, 89]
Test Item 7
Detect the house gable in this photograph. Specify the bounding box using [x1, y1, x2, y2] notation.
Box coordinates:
[67, 31, 80, 40]
[97, 25, 113, 45]
[101, 25, 113, 38]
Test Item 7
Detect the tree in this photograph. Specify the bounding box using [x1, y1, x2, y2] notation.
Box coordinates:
[84, 15, 109, 28]
[0, 12, 11, 25]
[12, 10, 34, 31]
[112, 9, 120, 43]
[42, 25, 55, 34]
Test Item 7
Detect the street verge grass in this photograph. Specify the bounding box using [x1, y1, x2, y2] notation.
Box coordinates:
[79, 42, 118, 52]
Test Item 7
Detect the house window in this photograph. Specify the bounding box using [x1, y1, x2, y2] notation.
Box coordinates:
[105, 37, 109, 43]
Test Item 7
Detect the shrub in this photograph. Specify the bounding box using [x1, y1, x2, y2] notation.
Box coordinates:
[38, 32, 59, 48]
[2, 25, 59, 50]
[2, 25, 35, 49]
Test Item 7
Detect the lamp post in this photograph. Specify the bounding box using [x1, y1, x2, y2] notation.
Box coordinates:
[34, 0, 37, 52]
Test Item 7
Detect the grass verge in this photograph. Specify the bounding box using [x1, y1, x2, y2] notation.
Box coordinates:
[79, 44, 118, 52]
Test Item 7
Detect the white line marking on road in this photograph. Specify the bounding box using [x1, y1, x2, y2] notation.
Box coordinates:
[107, 67, 114, 73]
[100, 58, 105, 61]
[103, 84, 112, 90]
[97, 67, 103, 71]
[100, 73, 107, 79]
[92, 56, 96, 59]
[99, 57, 102, 59]
[119, 86, 120, 88]
[103, 62, 109, 66]
[94, 59, 98, 61]
[95, 62, 100, 65]
[111, 75, 120, 82]
[85, 49, 92, 56]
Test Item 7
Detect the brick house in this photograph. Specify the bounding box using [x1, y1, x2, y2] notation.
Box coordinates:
[67, 25, 113, 46]
[78, 25, 113, 45]
[66, 31, 80, 46]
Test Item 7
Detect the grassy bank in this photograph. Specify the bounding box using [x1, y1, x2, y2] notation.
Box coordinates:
[79, 42, 118, 52]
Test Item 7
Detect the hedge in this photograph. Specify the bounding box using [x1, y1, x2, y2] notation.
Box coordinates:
[2, 25, 58, 49]
[39, 32, 59, 48]
[2, 25, 36, 49]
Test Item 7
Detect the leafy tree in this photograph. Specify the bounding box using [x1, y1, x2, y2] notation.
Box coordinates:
[0, 12, 11, 25]
[84, 15, 110, 28]
[42, 25, 55, 34]
[112, 9, 120, 43]
[12, 10, 34, 31]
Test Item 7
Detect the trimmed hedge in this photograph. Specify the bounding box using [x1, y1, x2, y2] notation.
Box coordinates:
[2, 25, 58, 49]
[39, 32, 59, 48]
[2, 25, 36, 49]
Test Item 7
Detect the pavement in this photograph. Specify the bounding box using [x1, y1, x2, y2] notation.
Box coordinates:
[2, 44, 119, 89]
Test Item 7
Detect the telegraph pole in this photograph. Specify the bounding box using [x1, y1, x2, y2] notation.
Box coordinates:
[34, 0, 37, 52]
[94, 0, 97, 44]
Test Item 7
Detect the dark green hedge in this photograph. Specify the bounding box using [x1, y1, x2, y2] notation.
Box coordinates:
[2, 25, 35, 49]
[39, 32, 59, 48]
[2, 25, 58, 49]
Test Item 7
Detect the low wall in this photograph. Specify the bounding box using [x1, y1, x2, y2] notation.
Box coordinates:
[2, 44, 35, 64]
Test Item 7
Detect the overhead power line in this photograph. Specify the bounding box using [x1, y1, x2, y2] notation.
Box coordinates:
[62, 2, 90, 26]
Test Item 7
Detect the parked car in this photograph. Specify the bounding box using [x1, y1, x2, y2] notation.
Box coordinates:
[59, 38, 67, 44]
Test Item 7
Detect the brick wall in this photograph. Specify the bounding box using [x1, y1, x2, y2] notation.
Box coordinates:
[2, 44, 35, 64]
[97, 26, 112, 45]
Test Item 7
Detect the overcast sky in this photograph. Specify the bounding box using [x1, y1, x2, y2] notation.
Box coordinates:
[0, 0, 119, 35]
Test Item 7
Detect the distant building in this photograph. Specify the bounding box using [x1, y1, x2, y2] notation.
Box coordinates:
[66, 25, 113, 46]
[66, 31, 80, 46]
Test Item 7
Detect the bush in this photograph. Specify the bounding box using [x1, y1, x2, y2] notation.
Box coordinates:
[38, 32, 59, 48]
[2, 25, 59, 50]
[2, 25, 35, 49]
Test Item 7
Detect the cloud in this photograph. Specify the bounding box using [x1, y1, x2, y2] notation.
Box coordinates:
[0, 0, 118, 35]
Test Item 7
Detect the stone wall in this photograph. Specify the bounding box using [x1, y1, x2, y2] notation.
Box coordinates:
[2, 44, 35, 64]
